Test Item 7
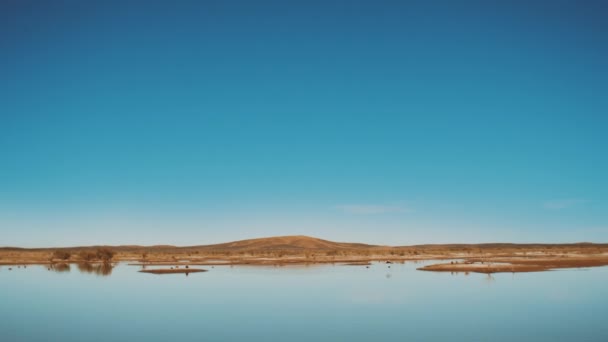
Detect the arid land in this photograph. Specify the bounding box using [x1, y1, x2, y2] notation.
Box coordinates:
[2, 235, 608, 274]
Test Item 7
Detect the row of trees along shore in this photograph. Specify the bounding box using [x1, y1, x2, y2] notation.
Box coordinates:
[51, 248, 115, 263]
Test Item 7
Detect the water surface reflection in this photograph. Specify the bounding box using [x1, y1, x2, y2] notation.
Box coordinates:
[3, 262, 608, 342]
[76, 262, 113, 276]
[48, 263, 71, 273]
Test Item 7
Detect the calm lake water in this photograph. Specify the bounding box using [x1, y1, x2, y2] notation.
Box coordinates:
[2, 261, 608, 341]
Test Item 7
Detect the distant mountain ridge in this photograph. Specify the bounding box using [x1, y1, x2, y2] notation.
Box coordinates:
[0, 235, 378, 251]
[1, 235, 606, 251]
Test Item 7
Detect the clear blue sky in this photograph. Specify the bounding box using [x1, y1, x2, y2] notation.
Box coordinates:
[1, 1, 607, 247]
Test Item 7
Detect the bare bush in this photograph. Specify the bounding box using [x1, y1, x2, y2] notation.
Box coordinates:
[96, 248, 115, 263]
[52, 250, 71, 261]
[79, 250, 96, 262]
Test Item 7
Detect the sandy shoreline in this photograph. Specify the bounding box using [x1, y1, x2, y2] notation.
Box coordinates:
[3, 254, 608, 274]
[417, 255, 608, 273]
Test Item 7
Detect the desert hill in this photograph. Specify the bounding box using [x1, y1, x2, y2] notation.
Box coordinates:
[2, 236, 607, 253]
[190, 235, 376, 251]
[0, 235, 377, 252]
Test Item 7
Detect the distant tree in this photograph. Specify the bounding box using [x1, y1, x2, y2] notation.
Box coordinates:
[141, 252, 148, 262]
[78, 250, 96, 262]
[52, 250, 71, 261]
[96, 248, 114, 263]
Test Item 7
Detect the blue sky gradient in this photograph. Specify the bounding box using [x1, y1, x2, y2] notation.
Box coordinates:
[1, 1, 607, 247]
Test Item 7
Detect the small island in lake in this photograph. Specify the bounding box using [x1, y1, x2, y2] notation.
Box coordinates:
[139, 268, 207, 274]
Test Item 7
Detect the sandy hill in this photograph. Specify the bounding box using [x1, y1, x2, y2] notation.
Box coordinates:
[4, 236, 606, 252]
[0, 236, 375, 252]
[190, 235, 376, 251]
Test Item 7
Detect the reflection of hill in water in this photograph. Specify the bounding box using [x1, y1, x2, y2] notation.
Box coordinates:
[77, 263, 113, 276]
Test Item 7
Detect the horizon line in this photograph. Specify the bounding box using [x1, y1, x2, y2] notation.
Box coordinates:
[1, 234, 605, 250]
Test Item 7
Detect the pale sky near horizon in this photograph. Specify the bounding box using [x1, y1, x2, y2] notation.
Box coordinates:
[1, 1, 607, 247]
